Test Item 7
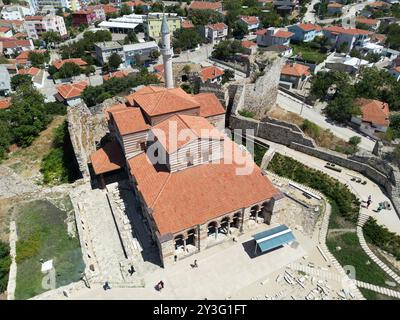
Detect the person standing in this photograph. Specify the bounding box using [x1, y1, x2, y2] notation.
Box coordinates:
[194, 260, 198, 268]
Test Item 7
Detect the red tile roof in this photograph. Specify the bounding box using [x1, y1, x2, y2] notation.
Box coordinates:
[0, 27, 11, 33]
[53, 58, 87, 70]
[110, 107, 150, 135]
[102, 70, 131, 81]
[355, 98, 389, 127]
[368, 1, 390, 7]
[297, 23, 321, 32]
[189, 1, 222, 10]
[151, 114, 224, 153]
[90, 141, 125, 175]
[193, 92, 225, 118]
[241, 40, 256, 48]
[127, 138, 278, 235]
[126, 86, 200, 117]
[240, 15, 259, 25]
[125, 0, 146, 7]
[1, 39, 32, 49]
[0, 98, 11, 110]
[356, 17, 379, 26]
[274, 30, 294, 38]
[15, 49, 46, 65]
[182, 20, 195, 29]
[281, 63, 310, 77]
[323, 26, 372, 35]
[18, 67, 40, 76]
[206, 22, 227, 31]
[56, 80, 88, 100]
[25, 15, 45, 21]
[200, 66, 224, 82]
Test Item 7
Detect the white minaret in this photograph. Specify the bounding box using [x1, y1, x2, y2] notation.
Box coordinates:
[160, 14, 174, 89]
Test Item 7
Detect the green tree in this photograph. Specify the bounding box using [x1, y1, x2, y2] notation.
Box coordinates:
[222, 69, 235, 84]
[108, 53, 122, 70]
[232, 20, 248, 39]
[173, 28, 203, 51]
[84, 65, 96, 76]
[134, 5, 145, 14]
[348, 136, 361, 153]
[41, 31, 62, 45]
[120, 3, 132, 16]
[11, 74, 32, 90]
[325, 86, 358, 123]
[190, 9, 224, 26]
[211, 40, 244, 61]
[58, 62, 82, 78]
[28, 51, 50, 68]
[223, 0, 242, 29]
[149, 49, 160, 60]
[0, 120, 12, 160]
[259, 10, 283, 28]
[123, 31, 138, 44]
[0, 240, 11, 293]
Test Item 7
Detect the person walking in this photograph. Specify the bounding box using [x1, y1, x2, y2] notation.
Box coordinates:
[366, 199, 371, 209]
[194, 260, 198, 268]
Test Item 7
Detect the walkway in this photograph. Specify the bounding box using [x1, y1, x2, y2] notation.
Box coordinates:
[355, 280, 400, 299]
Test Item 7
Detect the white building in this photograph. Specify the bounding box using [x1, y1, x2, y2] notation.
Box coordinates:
[27, 0, 81, 13]
[0, 5, 33, 20]
[94, 41, 124, 65]
[204, 23, 228, 44]
[24, 14, 67, 40]
[123, 41, 159, 67]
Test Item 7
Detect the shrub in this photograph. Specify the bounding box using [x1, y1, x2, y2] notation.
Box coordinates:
[0, 240, 11, 293]
[238, 109, 255, 118]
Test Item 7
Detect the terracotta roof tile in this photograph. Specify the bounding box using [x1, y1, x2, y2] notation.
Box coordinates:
[328, 2, 343, 8]
[0, 98, 11, 110]
[90, 141, 125, 175]
[53, 58, 87, 70]
[200, 66, 224, 81]
[126, 86, 200, 117]
[110, 107, 150, 135]
[274, 30, 294, 38]
[281, 63, 310, 77]
[15, 49, 46, 65]
[206, 22, 227, 31]
[297, 23, 321, 32]
[102, 70, 131, 81]
[189, 1, 222, 10]
[193, 92, 225, 118]
[241, 40, 256, 48]
[182, 20, 194, 29]
[240, 15, 259, 25]
[355, 98, 389, 127]
[18, 66, 40, 76]
[56, 80, 88, 100]
[356, 17, 379, 26]
[128, 138, 278, 235]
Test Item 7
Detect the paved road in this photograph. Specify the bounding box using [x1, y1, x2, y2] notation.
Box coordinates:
[303, 0, 320, 24]
[277, 91, 376, 151]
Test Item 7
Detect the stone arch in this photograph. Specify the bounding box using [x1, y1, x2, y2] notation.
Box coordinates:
[231, 212, 241, 229]
[174, 234, 185, 250]
[261, 201, 272, 224]
[250, 205, 259, 220]
[186, 228, 196, 246]
[207, 221, 218, 237]
[219, 216, 230, 235]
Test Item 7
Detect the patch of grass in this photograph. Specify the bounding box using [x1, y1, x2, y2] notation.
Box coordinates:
[238, 109, 256, 119]
[14, 199, 85, 300]
[0, 241, 11, 293]
[326, 232, 390, 287]
[290, 43, 327, 64]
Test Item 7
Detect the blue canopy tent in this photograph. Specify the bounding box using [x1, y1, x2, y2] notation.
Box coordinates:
[252, 224, 295, 255]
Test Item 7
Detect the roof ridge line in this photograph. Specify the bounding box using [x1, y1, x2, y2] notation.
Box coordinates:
[151, 171, 172, 208]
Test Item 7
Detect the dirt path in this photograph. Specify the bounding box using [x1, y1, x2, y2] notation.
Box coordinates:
[2, 115, 66, 183]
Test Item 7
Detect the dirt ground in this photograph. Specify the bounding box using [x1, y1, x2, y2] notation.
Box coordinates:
[2, 115, 66, 182]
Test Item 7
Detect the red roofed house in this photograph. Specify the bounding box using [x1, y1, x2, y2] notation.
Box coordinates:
[327, 2, 343, 15]
[102, 70, 132, 81]
[125, 0, 151, 11]
[0, 38, 34, 57]
[204, 23, 228, 44]
[0, 97, 11, 110]
[239, 16, 260, 31]
[72, 7, 106, 27]
[188, 1, 223, 13]
[181, 20, 194, 29]
[0, 26, 13, 37]
[199, 66, 224, 83]
[256, 27, 294, 47]
[355, 17, 380, 30]
[323, 26, 372, 51]
[351, 98, 389, 137]
[280, 62, 311, 89]
[389, 65, 400, 82]
[55, 80, 88, 106]
[15, 49, 46, 66]
[241, 40, 257, 55]
[288, 23, 323, 42]
[52, 58, 88, 70]
[17, 66, 45, 88]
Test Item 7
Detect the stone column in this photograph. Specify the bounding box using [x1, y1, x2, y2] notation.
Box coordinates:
[198, 225, 207, 251]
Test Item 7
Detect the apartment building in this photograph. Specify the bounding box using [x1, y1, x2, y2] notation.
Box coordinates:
[24, 14, 67, 40]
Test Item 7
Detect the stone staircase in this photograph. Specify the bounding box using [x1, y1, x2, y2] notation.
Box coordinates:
[357, 212, 370, 227]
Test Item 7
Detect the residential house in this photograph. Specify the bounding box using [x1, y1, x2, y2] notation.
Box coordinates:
[102, 70, 132, 81]
[72, 7, 106, 27]
[123, 41, 159, 67]
[355, 17, 380, 31]
[145, 13, 182, 42]
[273, 0, 296, 15]
[200, 66, 224, 84]
[0, 97, 11, 110]
[256, 27, 294, 47]
[15, 49, 46, 66]
[27, 0, 81, 12]
[0, 65, 11, 96]
[17, 66, 45, 88]
[280, 62, 310, 89]
[351, 98, 389, 137]
[288, 23, 323, 42]
[125, 1, 151, 12]
[94, 41, 124, 66]
[0, 26, 13, 37]
[239, 16, 259, 31]
[241, 40, 257, 55]
[24, 14, 67, 40]
[0, 5, 32, 21]
[323, 26, 372, 51]
[389, 66, 400, 81]
[1, 38, 34, 57]
[204, 23, 228, 44]
[325, 53, 371, 74]
[327, 2, 343, 15]
[52, 58, 87, 70]
[181, 20, 194, 29]
[55, 80, 88, 106]
[0, 19, 25, 33]
[264, 45, 293, 57]
[188, 1, 223, 13]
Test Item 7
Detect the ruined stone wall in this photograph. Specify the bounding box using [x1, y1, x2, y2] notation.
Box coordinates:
[242, 56, 284, 119]
[229, 115, 316, 148]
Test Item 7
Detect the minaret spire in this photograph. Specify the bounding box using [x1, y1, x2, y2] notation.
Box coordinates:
[160, 13, 174, 89]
